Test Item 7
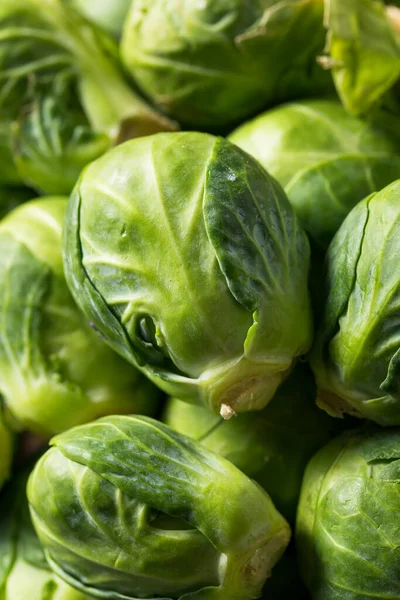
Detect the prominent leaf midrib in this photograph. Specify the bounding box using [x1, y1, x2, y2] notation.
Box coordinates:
[148, 137, 231, 357]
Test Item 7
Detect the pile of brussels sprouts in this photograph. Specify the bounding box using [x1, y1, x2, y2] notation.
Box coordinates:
[2, 0, 400, 599]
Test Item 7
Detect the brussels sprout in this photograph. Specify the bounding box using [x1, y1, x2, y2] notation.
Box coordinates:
[229, 99, 400, 247]
[0, 197, 159, 436]
[11, 88, 110, 195]
[318, 0, 400, 116]
[296, 427, 400, 600]
[310, 179, 400, 425]
[120, 0, 331, 129]
[69, 0, 130, 37]
[28, 415, 291, 600]
[0, 411, 14, 491]
[0, 0, 178, 195]
[164, 365, 336, 523]
[64, 132, 312, 418]
[0, 470, 93, 600]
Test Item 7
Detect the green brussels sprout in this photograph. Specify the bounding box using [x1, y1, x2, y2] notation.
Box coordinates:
[64, 132, 312, 418]
[69, 0, 130, 37]
[296, 427, 400, 600]
[164, 365, 336, 523]
[310, 179, 400, 426]
[0, 197, 159, 436]
[318, 0, 400, 116]
[120, 0, 332, 129]
[0, 411, 14, 491]
[229, 99, 400, 247]
[0, 0, 178, 195]
[0, 470, 93, 600]
[11, 88, 110, 195]
[28, 415, 291, 600]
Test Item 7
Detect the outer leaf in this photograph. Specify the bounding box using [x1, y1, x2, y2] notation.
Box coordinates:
[297, 428, 400, 599]
[28, 415, 290, 600]
[205, 137, 311, 358]
[321, 0, 400, 115]
[311, 180, 400, 425]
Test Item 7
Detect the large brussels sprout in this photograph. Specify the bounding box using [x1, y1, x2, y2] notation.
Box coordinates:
[0, 0, 177, 195]
[120, 0, 331, 129]
[64, 132, 312, 418]
[310, 180, 400, 426]
[318, 0, 400, 116]
[297, 427, 400, 599]
[229, 99, 400, 247]
[69, 0, 130, 37]
[28, 415, 290, 600]
[0, 411, 14, 491]
[0, 470, 93, 600]
[0, 197, 159, 436]
[164, 365, 336, 523]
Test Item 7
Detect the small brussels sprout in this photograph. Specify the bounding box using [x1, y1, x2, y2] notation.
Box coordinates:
[0, 0, 177, 193]
[28, 415, 291, 600]
[11, 89, 110, 195]
[297, 427, 400, 600]
[318, 0, 400, 116]
[0, 411, 14, 491]
[120, 0, 331, 128]
[0, 197, 159, 436]
[0, 470, 93, 600]
[69, 0, 130, 37]
[64, 132, 312, 418]
[310, 179, 400, 425]
[164, 365, 336, 523]
[229, 99, 400, 247]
